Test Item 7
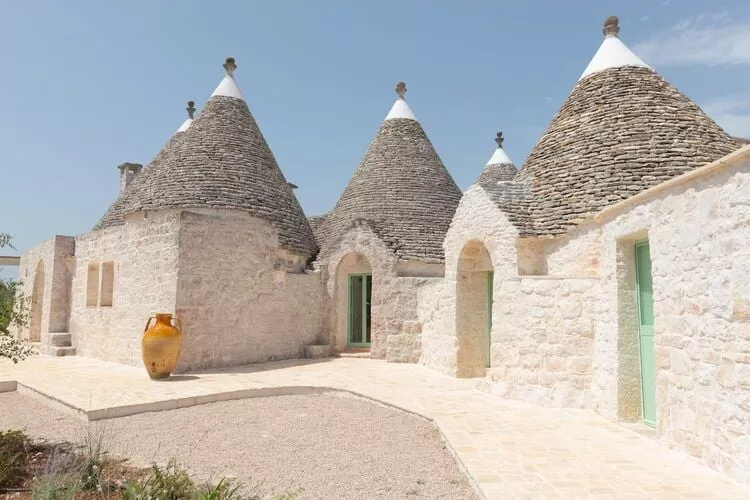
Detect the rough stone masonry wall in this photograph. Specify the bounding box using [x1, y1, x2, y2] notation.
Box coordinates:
[16, 236, 75, 344]
[70, 212, 180, 366]
[593, 154, 750, 483]
[175, 210, 325, 372]
[429, 185, 597, 407]
[324, 225, 429, 362]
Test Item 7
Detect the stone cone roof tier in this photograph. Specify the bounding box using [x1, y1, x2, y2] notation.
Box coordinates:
[125, 94, 316, 256]
[320, 110, 461, 263]
[308, 214, 328, 249]
[95, 62, 316, 257]
[94, 131, 188, 230]
[475, 133, 517, 185]
[509, 66, 739, 236]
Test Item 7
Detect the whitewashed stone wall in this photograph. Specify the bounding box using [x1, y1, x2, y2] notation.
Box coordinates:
[434, 185, 597, 405]
[174, 210, 325, 372]
[323, 225, 432, 362]
[16, 236, 75, 344]
[489, 276, 598, 408]
[593, 152, 750, 482]
[70, 211, 180, 365]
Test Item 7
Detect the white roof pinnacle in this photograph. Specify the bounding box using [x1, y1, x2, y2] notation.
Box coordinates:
[579, 16, 651, 81]
[210, 57, 244, 100]
[385, 81, 418, 121]
[486, 132, 514, 165]
[176, 100, 195, 133]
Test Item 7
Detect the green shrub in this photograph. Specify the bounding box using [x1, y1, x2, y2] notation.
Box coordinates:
[0, 429, 28, 487]
[196, 477, 244, 500]
[123, 460, 196, 500]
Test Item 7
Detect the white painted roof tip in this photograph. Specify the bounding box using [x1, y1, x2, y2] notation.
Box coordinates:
[385, 98, 418, 121]
[579, 16, 651, 81]
[176, 118, 193, 133]
[486, 147, 514, 166]
[176, 100, 196, 132]
[210, 75, 244, 100]
[210, 57, 244, 100]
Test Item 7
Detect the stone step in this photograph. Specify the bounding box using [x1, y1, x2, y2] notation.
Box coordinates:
[336, 349, 370, 359]
[49, 333, 72, 347]
[43, 346, 76, 357]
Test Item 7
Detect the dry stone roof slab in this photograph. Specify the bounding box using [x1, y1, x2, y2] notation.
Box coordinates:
[319, 84, 462, 263]
[474, 132, 518, 185]
[496, 17, 740, 237]
[95, 60, 316, 257]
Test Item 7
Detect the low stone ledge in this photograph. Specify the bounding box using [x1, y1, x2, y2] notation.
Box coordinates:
[0, 380, 17, 393]
[304, 344, 331, 359]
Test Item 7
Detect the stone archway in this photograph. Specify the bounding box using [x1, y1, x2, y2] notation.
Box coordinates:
[29, 260, 45, 342]
[456, 240, 494, 378]
[334, 252, 373, 352]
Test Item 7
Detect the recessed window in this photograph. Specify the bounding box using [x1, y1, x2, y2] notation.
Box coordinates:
[86, 263, 99, 307]
[100, 262, 114, 307]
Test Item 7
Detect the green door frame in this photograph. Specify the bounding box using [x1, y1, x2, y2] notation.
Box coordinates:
[487, 270, 493, 368]
[635, 241, 656, 427]
[347, 273, 372, 347]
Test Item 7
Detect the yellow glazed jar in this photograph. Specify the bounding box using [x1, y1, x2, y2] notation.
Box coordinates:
[141, 313, 183, 379]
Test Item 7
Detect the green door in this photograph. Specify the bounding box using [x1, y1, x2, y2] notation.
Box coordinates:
[635, 242, 656, 426]
[348, 274, 372, 347]
[487, 271, 493, 368]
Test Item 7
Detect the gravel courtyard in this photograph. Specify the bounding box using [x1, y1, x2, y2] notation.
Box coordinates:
[0, 390, 477, 499]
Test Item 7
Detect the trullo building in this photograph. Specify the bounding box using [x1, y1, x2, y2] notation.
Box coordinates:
[14, 16, 750, 485]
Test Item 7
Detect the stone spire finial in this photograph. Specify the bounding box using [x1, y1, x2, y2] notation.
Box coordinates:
[395, 81, 407, 99]
[186, 101, 196, 119]
[603, 16, 620, 37]
[495, 131, 504, 148]
[223, 57, 237, 76]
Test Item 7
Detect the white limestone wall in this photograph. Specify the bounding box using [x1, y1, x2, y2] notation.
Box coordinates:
[433, 185, 597, 405]
[324, 225, 431, 362]
[489, 276, 598, 408]
[593, 153, 750, 481]
[543, 222, 602, 277]
[16, 236, 75, 343]
[70, 212, 180, 365]
[175, 210, 325, 372]
[433, 186, 517, 377]
[17, 239, 54, 342]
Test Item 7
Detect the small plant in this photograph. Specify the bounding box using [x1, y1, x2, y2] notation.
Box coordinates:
[31, 473, 80, 500]
[76, 424, 107, 490]
[0, 429, 29, 488]
[196, 477, 244, 500]
[275, 487, 303, 500]
[123, 460, 196, 500]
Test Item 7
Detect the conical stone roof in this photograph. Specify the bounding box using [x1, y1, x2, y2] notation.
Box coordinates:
[97, 58, 316, 257]
[474, 132, 517, 185]
[320, 82, 461, 263]
[509, 16, 740, 236]
[94, 101, 196, 230]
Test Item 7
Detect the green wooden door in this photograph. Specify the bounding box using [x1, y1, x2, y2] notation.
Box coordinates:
[487, 271, 493, 368]
[348, 274, 372, 347]
[635, 242, 656, 426]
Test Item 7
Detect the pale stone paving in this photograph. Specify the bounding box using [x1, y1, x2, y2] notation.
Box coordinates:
[1, 355, 748, 499]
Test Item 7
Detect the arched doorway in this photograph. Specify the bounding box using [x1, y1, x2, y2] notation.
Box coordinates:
[29, 260, 45, 342]
[456, 240, 493, 378]
[334, 252, 372, 352]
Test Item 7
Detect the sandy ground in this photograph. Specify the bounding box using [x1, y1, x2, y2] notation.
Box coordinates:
[0, 391, 477, 499]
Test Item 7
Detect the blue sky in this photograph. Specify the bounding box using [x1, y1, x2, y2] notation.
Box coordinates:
[1, 0, 749, 259]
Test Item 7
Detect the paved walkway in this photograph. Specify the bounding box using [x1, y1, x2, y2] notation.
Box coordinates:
[1, 355, 748, 499]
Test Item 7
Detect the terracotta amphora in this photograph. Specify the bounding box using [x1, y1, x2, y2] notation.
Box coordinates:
[142, 313, 183, 379]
